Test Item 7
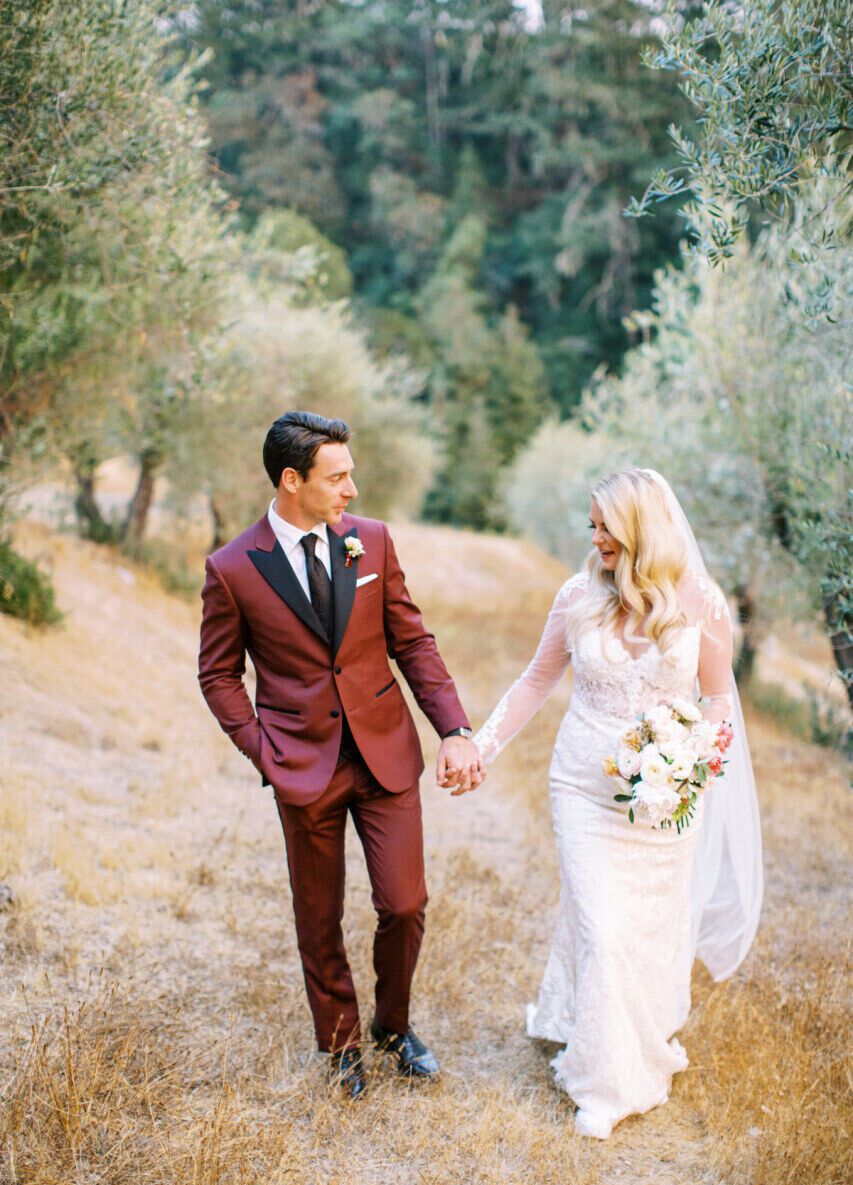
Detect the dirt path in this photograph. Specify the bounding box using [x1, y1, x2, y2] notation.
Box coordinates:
[1, 523, 848, 1185]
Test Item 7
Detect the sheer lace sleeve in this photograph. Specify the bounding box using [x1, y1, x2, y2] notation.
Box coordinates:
[685, 573, 734, 723]
[474, 573, 589, 764]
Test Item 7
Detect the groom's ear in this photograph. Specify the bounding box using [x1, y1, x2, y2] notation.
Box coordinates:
[279, 467, 303, 494]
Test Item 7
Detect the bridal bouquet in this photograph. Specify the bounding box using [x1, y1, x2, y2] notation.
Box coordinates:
[602, 699, 733, 831]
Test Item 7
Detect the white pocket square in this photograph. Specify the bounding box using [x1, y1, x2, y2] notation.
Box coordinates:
[356, 573, 378, 588]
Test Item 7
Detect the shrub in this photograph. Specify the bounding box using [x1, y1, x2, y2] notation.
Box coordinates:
[120, 539, 199, 602]
[248, 209, 353, 303]
[745, 680, 851, 758]
[0, 541, 62, 626]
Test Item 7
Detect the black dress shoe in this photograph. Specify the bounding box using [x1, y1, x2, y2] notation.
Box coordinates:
[369, 1018, 440, 1079]
[328, 1047, 367, 1100]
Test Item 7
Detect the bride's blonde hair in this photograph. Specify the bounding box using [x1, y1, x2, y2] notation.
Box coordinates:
[565, 468, 688, 650]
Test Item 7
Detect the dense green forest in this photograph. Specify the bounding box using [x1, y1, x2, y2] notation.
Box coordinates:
[182, 0, 689, 400]
[178, 0, 692, 525]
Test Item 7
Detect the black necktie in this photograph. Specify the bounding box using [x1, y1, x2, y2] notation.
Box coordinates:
[300, 533, 332, 640]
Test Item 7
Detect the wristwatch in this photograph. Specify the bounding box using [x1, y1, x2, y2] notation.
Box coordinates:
[444, 727, 473, 739]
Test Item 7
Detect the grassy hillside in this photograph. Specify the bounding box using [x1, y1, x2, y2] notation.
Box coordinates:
[0, 523, 849, 1184]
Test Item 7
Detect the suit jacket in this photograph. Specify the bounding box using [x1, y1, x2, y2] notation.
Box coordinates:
[198, 511, 470, 806]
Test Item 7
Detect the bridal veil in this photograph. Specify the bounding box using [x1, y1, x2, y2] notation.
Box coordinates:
[644, 469, 763, 980]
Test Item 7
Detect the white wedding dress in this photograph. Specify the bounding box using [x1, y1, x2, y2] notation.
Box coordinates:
[475, 568, 740, 1139]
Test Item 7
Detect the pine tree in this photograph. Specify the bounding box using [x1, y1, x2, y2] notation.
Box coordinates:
[419, 216, 551, 527]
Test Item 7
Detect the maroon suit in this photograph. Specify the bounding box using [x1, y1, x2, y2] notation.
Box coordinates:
[198, 511, 469, 1050]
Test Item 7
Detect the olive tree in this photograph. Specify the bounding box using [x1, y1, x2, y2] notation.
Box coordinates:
[0, 0, 231, 544]
[508, 185, 851, 698]
[628, 0, 852, 272]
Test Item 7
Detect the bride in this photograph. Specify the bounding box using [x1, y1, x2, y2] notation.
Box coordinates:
[472, 468, 763, 1139]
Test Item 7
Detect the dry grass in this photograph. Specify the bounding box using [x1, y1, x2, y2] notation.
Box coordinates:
[0, 975, 602, 1185]
[2, 885, 45, 960]
[679, 958, 852, 1185]
[51, 828, 124, 907]
[0, 773, 28, 880]
[0, 520, 850, 1184]
[2, 981, 275, 1185]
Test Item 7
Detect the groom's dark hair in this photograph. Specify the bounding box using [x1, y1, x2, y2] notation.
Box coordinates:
[263, 411, 351, 486]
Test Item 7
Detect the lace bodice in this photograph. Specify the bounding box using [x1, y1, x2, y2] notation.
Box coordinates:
[570, 624, 701, 719]
[474, 570, 733, 764]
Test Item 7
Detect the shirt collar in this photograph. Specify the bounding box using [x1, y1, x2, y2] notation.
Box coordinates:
[268, 501, 329, 554]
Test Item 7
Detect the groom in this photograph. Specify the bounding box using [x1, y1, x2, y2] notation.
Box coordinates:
[198, 411, 483, 1099]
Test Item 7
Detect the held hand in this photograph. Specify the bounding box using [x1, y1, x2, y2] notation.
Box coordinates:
[436, 737, 486, 796]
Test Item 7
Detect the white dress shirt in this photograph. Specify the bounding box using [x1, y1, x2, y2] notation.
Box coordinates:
[267, 501, 332, 601]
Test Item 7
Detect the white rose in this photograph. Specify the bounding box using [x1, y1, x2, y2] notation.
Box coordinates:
[634, 779, 680, 828]
[646, 705, 672, 735]
[671, 697, 702, 723]
[655, 718, 689, 759]
[639, 745, 669, 788]
[617, 744, 642, 779]
[669, 749, 696, 781]
[691, 719, 719, 761]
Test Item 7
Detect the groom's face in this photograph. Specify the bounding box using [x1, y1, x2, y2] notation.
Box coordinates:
[297, 442, 358, 525]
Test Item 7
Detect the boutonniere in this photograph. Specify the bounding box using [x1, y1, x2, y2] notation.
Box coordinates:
[344, 537, 365, 568]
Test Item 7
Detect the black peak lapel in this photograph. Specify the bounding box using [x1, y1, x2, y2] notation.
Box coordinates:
[248, 540, 330, 645]
[330, 527, 359, 658]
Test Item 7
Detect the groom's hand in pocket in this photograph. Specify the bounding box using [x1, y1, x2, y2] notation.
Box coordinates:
[437, 737, 486, 796]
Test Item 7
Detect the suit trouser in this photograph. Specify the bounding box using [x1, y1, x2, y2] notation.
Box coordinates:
[276, 753, 427, 1052]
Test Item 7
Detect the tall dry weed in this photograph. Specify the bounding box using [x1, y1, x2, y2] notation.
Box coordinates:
[51, 827, 122, 906]
[0, 980, 280, 1185]
[0, 775, 29, 879]
[2, 884, 44, 958]
[0, 976, 600, 1185]
[680, 957, 852, 1185]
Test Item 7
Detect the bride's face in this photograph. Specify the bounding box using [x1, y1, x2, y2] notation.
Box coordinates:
[589, 499, 621, 571]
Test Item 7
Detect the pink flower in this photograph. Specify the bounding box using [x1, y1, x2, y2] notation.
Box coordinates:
[707, 754, 723, 776]
[716, 721, 734, 752]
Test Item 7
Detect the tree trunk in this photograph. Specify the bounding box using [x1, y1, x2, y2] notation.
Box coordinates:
[210, 494, 227, 552]
[823, 590, 853, 708]
[764, 482, 851, 706]
[124, 449, 160, 547]
[421, 25, 442, 183]
[732, 584, 759, 686]
[73, 459, 118, 543]
[505, 133, 521, 204]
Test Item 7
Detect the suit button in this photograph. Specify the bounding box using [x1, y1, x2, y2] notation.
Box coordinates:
[334, 665, 342, 675]
[330, 709, 340, 718]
